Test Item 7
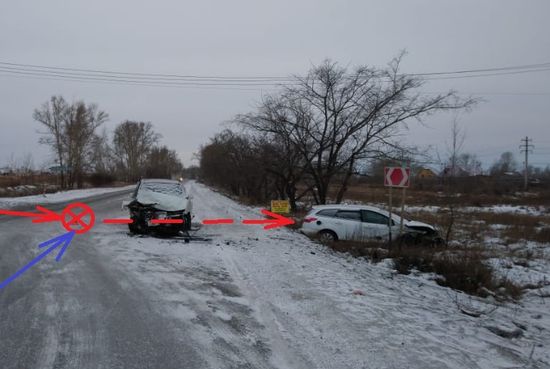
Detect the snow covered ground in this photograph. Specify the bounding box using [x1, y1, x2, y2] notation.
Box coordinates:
[405, 204, 549, 216]
[89, 181, 549, 369]
[0, 185, 134, 209]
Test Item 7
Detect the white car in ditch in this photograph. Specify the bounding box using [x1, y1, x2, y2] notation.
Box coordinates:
[123, 179, 193, 235]
[300, 204, 440, 243]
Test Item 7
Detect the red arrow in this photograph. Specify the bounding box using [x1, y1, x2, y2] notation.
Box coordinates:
[242, 209, 294, 230]
[0, 205, 62, 224]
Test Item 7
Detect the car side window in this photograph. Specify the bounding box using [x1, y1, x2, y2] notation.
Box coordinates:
[361, 210, 393, 225]
[335, 210, 362, 221]
[317, 209, 338, 217]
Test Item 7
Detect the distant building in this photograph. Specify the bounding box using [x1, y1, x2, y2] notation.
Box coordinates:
[48, 165, 71, 174]
[416, 168, 437, 179]
[441, 165, 471, 177]
[0, 167, 13, 176]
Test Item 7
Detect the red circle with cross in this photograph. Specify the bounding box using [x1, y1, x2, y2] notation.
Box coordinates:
[61, 202, 95, 234]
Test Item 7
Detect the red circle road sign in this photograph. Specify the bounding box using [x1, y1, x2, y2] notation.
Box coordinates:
[61, 202, 95, 234]
[384, 167, 411, 188]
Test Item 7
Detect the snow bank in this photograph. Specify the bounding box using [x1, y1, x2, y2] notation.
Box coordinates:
[0, 185, 134, 208]
[405, 204, 548, 216]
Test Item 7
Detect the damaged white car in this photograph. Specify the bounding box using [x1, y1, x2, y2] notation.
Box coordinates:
[123, 179, 193, 235]
[300, 204, 442, 244]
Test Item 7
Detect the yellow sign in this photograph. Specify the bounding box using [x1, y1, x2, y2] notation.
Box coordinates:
[270, 200, 290, 214]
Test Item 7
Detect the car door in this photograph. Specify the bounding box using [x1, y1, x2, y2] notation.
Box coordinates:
[333, 210, 363, 240]
[360, 210, 396, 240]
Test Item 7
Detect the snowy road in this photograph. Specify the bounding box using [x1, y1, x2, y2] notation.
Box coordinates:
[0, 182, 548, 369]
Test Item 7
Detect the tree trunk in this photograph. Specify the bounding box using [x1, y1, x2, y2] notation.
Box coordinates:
[335, 160, 355, 203]
[285, 182, 298, 212]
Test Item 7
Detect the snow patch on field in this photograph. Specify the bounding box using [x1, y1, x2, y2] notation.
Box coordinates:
[0, 185, 134, 208]
[405, 204, 549, 216]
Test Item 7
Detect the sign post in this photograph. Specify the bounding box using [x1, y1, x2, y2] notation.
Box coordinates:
[388, 185, 393, 246]
[384, 167, 411, 248]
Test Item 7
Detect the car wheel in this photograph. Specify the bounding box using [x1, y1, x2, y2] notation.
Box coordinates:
[318, 230, 337, 243]
[128, 222, 139, 234]
[399, 232, 416, 245]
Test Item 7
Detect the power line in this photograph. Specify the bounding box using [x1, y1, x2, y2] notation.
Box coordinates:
[2, 59, 548, 79]
[423, 67, 550, 81]
[410, 62, 550, 76]
[0, 61, 295, 82]
[0, 72, 275, 91]
[423, 91, 550, 96]
[0, 60, 549, 87]
[0, 68, 289, 86]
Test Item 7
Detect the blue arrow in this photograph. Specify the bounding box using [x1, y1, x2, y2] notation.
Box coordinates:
[0, 231, 76, 290]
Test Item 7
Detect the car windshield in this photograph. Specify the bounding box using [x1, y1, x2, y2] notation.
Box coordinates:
[140, 182, 183, 196]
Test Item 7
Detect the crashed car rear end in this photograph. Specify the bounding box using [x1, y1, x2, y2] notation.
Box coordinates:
[123, 179, 193, 235]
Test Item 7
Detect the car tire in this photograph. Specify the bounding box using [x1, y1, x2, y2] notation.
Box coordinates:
[318, 230, 337, 243]
[399, 232, 416, 245]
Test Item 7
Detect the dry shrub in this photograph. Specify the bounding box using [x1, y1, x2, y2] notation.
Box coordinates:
[501, 225, 550, 244]
[390, 247, 523, 300]
[325, 239, 388, 262]
[431, 252, 495, 297]
[0, 173, 59, 188]
[389, 246, 433, 274]
[472, 212, 543, 227]
[532, 227, 550, 243]
[496, 278, 524, 300]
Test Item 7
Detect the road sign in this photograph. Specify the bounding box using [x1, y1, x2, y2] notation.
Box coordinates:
[270, 200, 290, 214]
[384, 167, 410, 188]
[61, 202, 95, 234]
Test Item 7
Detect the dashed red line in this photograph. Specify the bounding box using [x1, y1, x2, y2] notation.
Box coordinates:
[103, 218, 133, 224]
[202, 218, 234, 225]
[151, 219, 184, 224]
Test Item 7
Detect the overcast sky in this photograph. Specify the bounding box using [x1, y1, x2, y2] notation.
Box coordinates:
[1, 0, 549, 170]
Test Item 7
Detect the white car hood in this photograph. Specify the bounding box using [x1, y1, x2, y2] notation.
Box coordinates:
[136, 190, 188, 212]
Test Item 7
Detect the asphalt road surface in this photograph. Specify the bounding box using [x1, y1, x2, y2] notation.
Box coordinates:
[0, 185, 330, 369]
[0, 190, 212, 369]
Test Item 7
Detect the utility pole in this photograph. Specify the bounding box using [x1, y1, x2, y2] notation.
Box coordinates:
[519, 136, 534, 190]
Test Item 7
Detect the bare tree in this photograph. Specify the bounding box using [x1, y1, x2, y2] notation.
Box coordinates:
[113, 121, 160, 181]
[446, 118, 466, 177]
[145, 146, 183, 179]
[20, 153, 34, 175]
[63, 102, 108, 188]
[490, 152, 518, 175]
[237, 97, 312, 210]
[239, 55, 475, 204]
[199, 130, 272, 202]
[33, 96, 70, 188]
[89, 128, 115, 174]
[457, 153, 482, 176]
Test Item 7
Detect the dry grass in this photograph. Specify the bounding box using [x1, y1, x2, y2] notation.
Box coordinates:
[312, 235, 525, 300]
[324, 239, 388, 262]
[469, 212, 545, 227]
[389, 246, 523, 300]
[339, 181, 550, 208]
[0, 174, 58, 188]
